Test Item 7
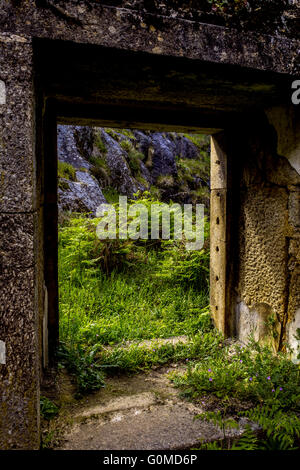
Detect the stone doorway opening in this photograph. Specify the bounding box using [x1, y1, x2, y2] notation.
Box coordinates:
[37, 39, 233, 370]
[54, 123, 212, 364]
[41, 122, 218, 449]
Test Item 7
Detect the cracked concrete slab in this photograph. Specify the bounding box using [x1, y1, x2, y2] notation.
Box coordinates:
[54, 366, 249, 450]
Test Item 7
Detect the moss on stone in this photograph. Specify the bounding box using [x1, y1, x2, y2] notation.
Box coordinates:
[58, 161, 76, 181]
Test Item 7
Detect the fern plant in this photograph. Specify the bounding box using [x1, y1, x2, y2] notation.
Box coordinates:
[195, 405, 300, 450]
[241, 405, 300, 450]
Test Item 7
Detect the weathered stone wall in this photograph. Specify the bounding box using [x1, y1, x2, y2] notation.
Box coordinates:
[0, 34, 42, 449]
[231, 110, 300, 359]
[0, 1, 299, 74]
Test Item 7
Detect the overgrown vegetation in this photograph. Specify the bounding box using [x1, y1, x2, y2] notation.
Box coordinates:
[170, 338, 300, 450]
[58, 193, 210, 393]
[120, 139, 144, 174]
[56, 129, 300, 450]
[57, 161, 76, 181]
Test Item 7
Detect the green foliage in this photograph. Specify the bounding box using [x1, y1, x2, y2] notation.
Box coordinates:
[136, 175, 149, 188]
[94, 133, 107, 154]
[120, 139, 144, 174]
[156, 230, 210, 292]
[40, 396, 59, 420]
[150, 185, 161, 200]
[58, 179, 70, 191]
[197, 404, 300, 450]
[119, 129, 136, 140]
[196, 408, 239, 450]
[242, 405, 300, 450]
[171, 338, 300, 408]
[58, 343, 106, 395]
[102, 186, 119, 204]
[58, 201, 211, 392]
[57, 161, 76, 181]
[89, 155, 111, 185]
[172, 335, 300, 450]
[265, 313, 279, 340]
[99, 330, 220, 374]
[89, 156, 107, 169]
[105, 128, 119, 140]
[120, 139, 132, 153]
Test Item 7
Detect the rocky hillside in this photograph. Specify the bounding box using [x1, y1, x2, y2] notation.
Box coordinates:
[57, 125, 210, 215]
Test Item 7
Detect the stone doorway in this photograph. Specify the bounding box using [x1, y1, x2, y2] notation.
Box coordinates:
[1, 35, 298, 449]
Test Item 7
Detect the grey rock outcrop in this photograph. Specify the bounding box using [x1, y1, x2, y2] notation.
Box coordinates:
[57, 125, 210, 214]
[100, 130, 139, 196]
[58, 170, 106, 215]
[58, 126, 106, 214]
[58, 125, 91, 170]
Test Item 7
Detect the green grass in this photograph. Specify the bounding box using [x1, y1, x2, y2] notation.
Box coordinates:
[58, 210, 211, 392]
[59, 217, 210, 349]
[40, 396, 59, 421]
[94, 133, 107, 154]
[99, 329, 222, 372]
[57, 211, 300, 450]
[57, 161, 76, 181]
[102, 186, 120, 204]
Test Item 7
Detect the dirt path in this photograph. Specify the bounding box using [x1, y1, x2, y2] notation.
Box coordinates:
[45, 363, 247, 450]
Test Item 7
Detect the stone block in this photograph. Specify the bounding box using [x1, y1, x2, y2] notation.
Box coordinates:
[0, 213, 36, 269]
[0, 35, 36, 213]
[0, 266, 40, 449]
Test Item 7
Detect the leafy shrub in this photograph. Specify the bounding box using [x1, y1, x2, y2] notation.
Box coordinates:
[241, 405, 300, 450]
[120, 140, 144, 173]
[120, 139, 132, 153]
[172, 334, 300, 450]
[156, 245, 209, 292]
[197, 404, 300, 450]
[119, 129, 136, 140]
[58, 191, 211, 393]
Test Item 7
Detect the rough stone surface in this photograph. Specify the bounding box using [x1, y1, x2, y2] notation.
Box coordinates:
[0, 2, 299, 73]
[57, 125, 91, 170]
[58, 171, 106, 215]
[58, 126, 210, 208]
[100, 130, 138, 197]
[0, 80, 5, 105]
[0, 213, 35, 269]
[238, 186, 288, 321]
[287, 308, 300, 363]
[55, 366, 251, 450]
[0, 35, 36, 212]
[229, 116, 300, 355]
[0, 266, 40, 450]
